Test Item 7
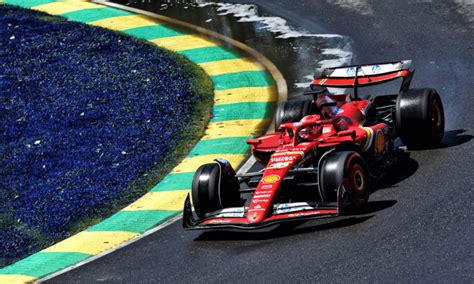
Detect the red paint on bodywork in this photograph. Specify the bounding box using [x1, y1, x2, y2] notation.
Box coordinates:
[200, 95, 391, 227]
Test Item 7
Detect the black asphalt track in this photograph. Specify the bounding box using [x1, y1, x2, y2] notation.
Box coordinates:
[50, 1, 473, 282]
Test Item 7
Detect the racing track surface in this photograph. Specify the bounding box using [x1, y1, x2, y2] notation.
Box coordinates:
[51, 1, 473, 282]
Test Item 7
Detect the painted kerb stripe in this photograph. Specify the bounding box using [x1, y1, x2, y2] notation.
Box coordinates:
[61, 7, 133, 22]
[0, 252, 91, 278]
[178, 46, 241, 64]
[89, 14, 161, 31]
[123, 24, 187, 40]
[3, 0, 53, 7]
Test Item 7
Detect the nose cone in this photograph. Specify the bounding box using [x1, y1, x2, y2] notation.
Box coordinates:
[247, 210, 266, 223]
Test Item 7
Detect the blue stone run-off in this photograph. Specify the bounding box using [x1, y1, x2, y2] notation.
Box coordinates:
[0, 5, 205, 263]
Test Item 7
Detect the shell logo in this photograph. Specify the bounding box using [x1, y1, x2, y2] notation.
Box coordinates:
[262, 175, 281, 184]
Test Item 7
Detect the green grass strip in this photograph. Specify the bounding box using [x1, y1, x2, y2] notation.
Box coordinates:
[211, 71, 275, 90]
[86, 210, 178, 233]
[149, 172, 194, 192]
[211, 102, 275, 122]
[0, 252, 91, 278]
[4, 0, 54, 7]
[188, 137, 251, 156]
[123, 25, 187, 40]
[178, 46, 241, 64]
[60, 7, 133, 23]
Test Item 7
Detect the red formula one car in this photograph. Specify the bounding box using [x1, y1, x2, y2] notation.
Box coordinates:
[183, 60, 444, 230]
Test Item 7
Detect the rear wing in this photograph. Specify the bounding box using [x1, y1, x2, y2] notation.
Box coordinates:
[311, 60, 415, 98]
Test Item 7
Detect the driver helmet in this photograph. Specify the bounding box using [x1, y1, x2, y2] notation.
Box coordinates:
[317, 95, 338, 119]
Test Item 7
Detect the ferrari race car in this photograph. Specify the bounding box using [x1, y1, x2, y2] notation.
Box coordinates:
[183, 60, 445, 230]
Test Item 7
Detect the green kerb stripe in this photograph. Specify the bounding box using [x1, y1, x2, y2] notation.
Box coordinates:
[60, 7, 133, 23]
[178, 46, 241, 64]
[211, 102, 274, 122]
[4, 0, 53, 7]
[123, 25, 187, 40]
[211, 71, 274, 90]
[150, 172, 194, 192]
[86, 210, 179, 233]
[0, 252, 90, 278]
[188, 137, 251, 156]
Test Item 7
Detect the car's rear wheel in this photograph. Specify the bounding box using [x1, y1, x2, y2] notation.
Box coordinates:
[191, 159, 241, 219]
[319, 151, 369, 207]
[395, 88, 445, 148]
[275, 99, 314, 130]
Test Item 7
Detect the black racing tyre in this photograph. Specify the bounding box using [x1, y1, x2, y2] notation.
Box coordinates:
[395, 88, 445, 148]
[319, 151, 369, 207]
[275, 99, 314, 130]
[191, 160, 240, 219]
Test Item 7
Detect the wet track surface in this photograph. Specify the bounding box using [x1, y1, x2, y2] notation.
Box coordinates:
[107, 0, 354, 98]
[51, 0, 473, 282]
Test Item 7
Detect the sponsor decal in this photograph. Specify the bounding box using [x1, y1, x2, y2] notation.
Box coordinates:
[274, 202, 314, 214]
[254, 194, 271, 198]
[262, 175, 280, 184]
[270, 156, 295, 163]
[372, 64, 381, 74]
[208, 219, 233, 224]
[249, 208, 265, 212]
[267, 162, 291, 169]
[273, 151, 305, 157]
[346, 67, 356, 76]
[279, 204, 291, 213]
[323, 126, 332, 133]
[256, 190, 273, 194]
[255, 204, 262, 209]
[218, 208, 245, 214]
[213, 212, 245, 218]
[288, 211, 321, 217]
[261, 184, 273, 190]
[252, 199, 269, 203]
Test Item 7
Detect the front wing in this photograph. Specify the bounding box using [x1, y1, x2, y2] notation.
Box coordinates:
[182, 194, 341, 230]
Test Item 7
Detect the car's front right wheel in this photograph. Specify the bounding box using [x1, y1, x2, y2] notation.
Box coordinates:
[191, 159, 241, 220]
[319, 151, 369, 207]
